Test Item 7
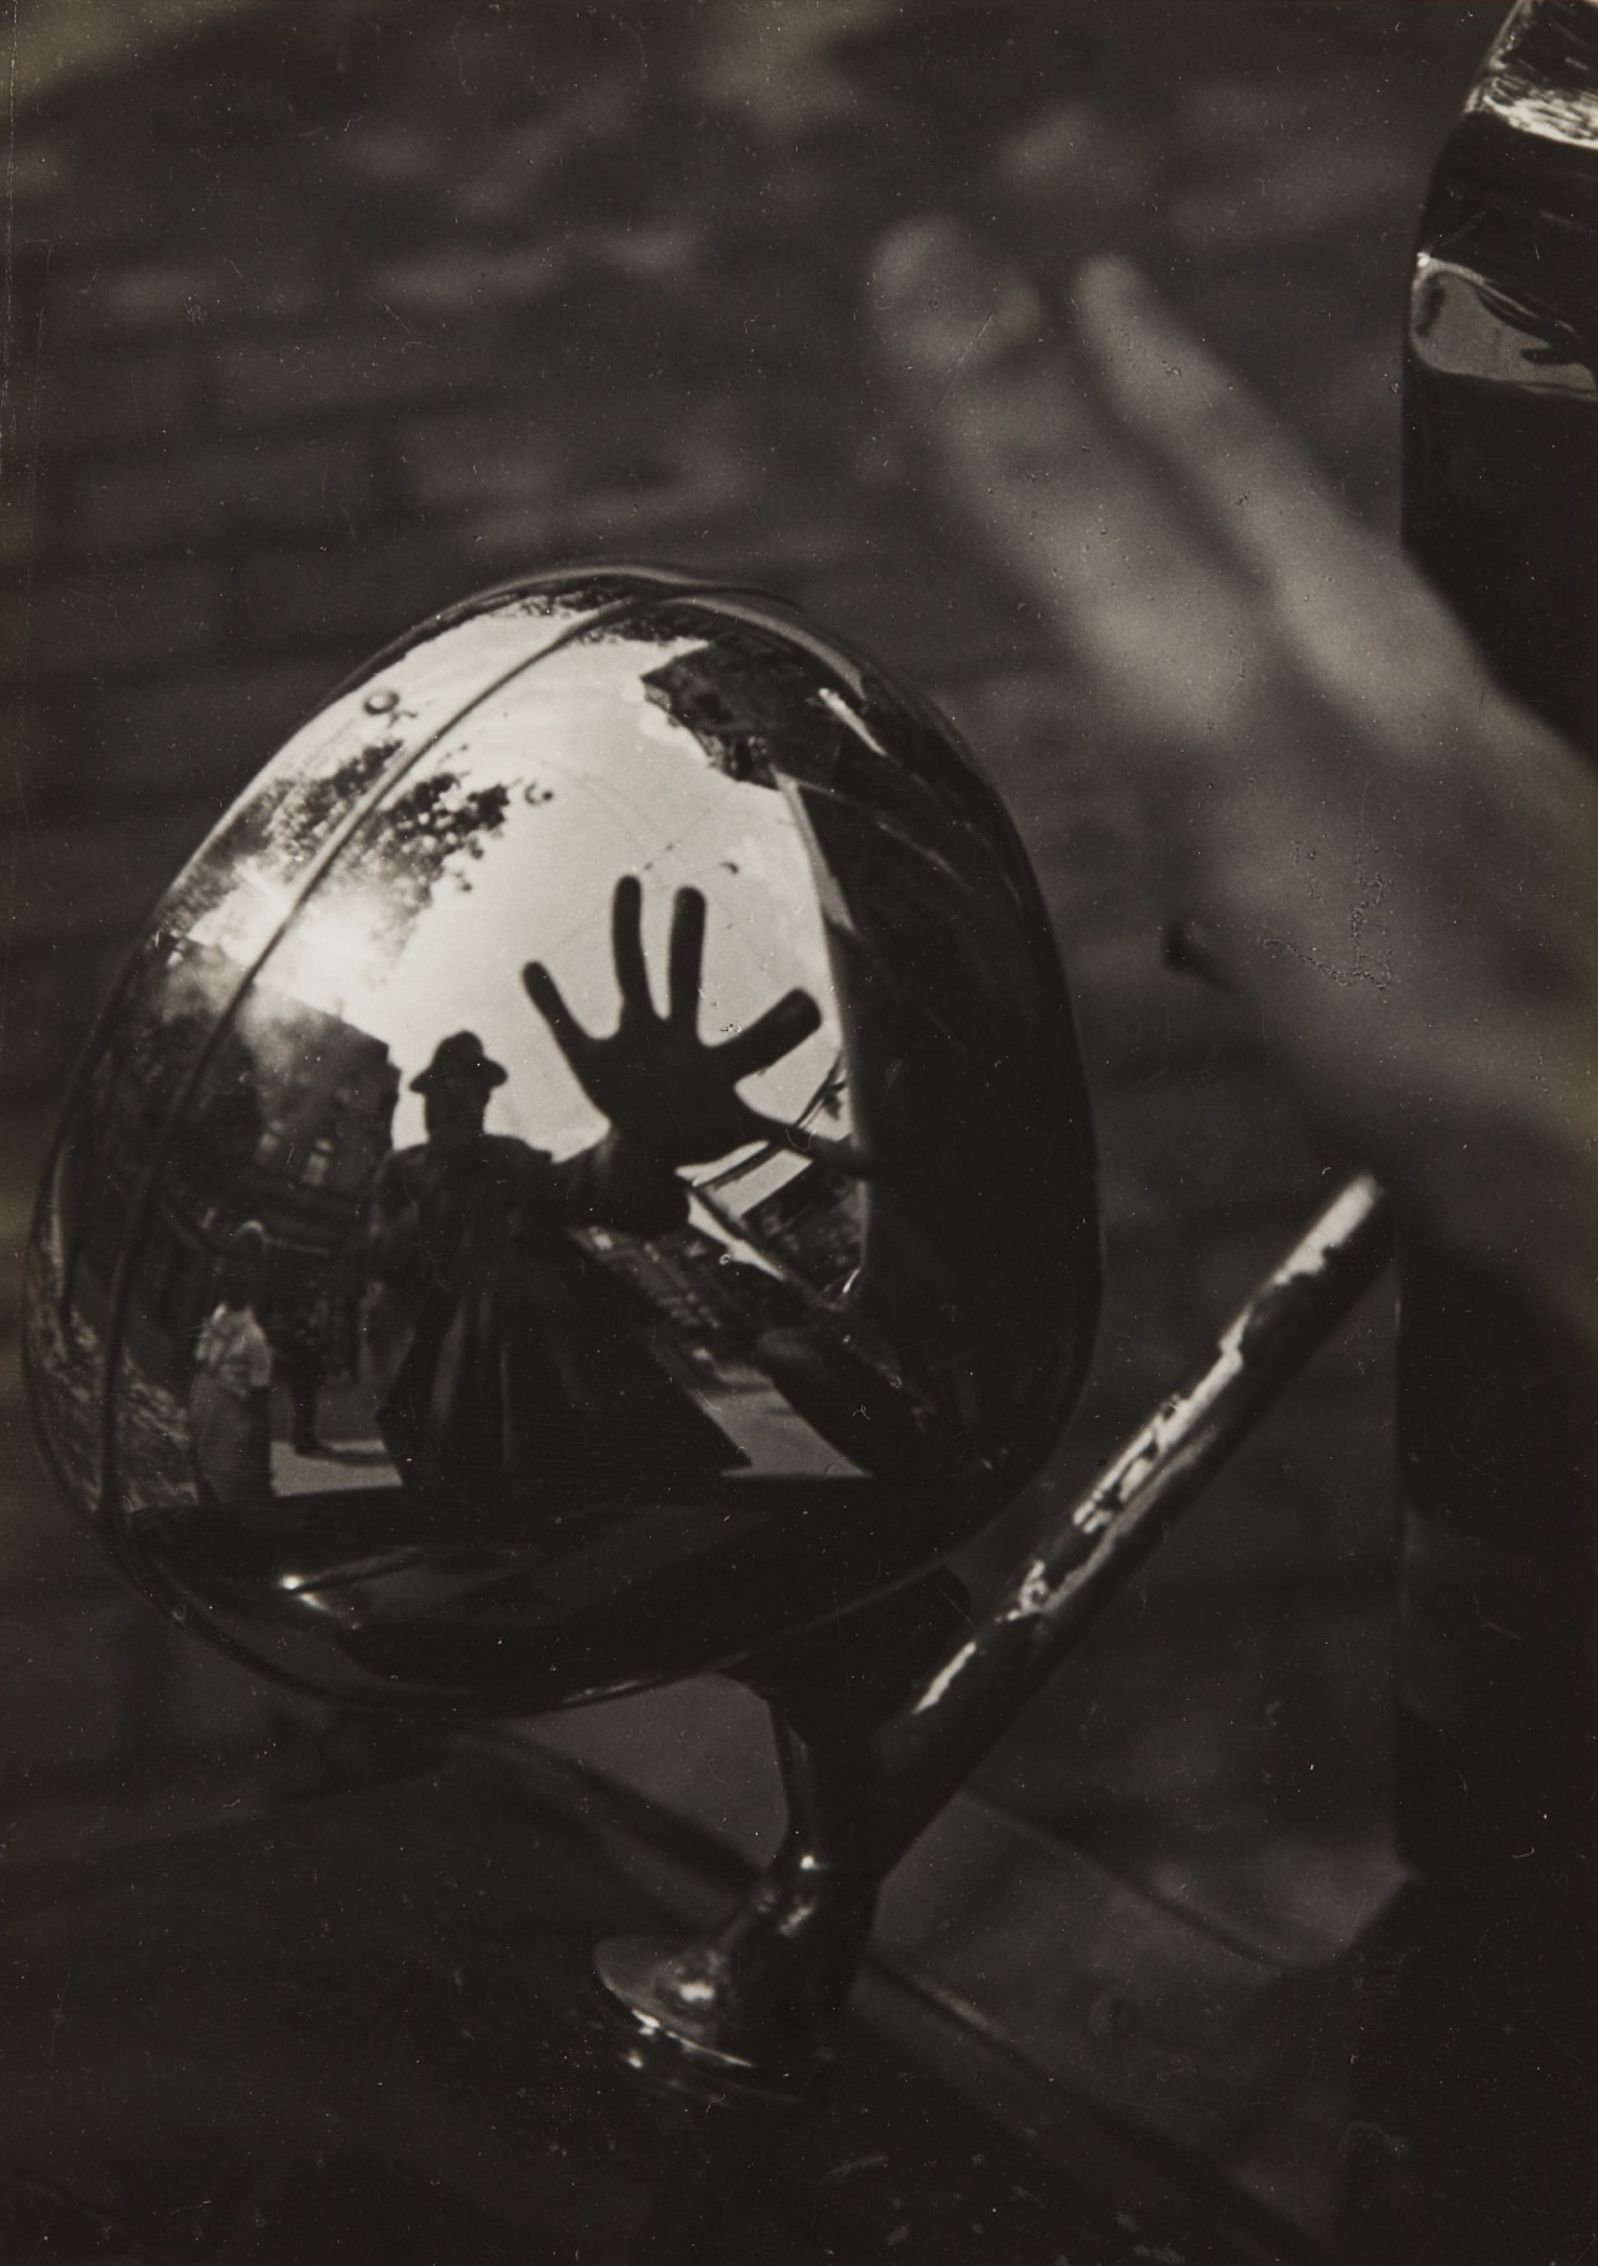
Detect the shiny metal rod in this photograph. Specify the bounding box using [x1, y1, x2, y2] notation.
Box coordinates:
[880, 1173, 1394, 1864]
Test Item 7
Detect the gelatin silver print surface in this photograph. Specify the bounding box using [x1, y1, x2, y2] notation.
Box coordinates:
[26, 573, 1098, 1709]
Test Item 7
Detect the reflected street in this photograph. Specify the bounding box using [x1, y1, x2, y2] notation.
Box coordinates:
[26, 573, 1099, 1709]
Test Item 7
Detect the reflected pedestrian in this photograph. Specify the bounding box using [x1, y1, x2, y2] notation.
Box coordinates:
[188, 1220, 274, 1509]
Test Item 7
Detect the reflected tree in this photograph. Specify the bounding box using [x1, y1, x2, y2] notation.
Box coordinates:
[166, 736, 518, 947]
[353, 772, 513, 931]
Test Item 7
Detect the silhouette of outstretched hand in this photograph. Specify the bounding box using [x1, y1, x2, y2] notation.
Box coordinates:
[524, 876, 847, 1170]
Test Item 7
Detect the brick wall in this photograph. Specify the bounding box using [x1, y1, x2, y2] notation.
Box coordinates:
[0, 1, 1498, 1893]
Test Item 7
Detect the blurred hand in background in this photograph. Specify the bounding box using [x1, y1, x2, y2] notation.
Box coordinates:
[873, 218, 1598, 1351]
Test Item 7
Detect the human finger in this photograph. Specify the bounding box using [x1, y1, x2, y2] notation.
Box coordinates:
[609, 874, 653, 1017]
[1071, 255, 1363, 587]
[667, 886, 707, 1031]
[1071, 253, 1478, 723]
[870, 215, 1260, 739]
[716, 989, 822, 1082]
[521, 962, 587, 1065]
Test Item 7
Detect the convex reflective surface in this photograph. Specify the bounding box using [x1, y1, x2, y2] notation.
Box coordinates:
[26, 569, 1098, 1708]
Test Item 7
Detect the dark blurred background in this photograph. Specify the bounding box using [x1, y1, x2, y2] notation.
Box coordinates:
[0, 0, 1501, 2207]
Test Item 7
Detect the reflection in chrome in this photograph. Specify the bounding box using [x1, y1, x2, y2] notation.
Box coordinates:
[1468, 0, 1598, 150]
[187, 1222, 274, 1509]
[1405, 1, 1598, 758]
[1410, 252, 1597, 396]
[25, 571, 1099, 1710]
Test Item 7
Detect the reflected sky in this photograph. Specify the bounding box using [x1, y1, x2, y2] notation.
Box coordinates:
[28, 573, 1100, 1708]
[186, 632, 847, 1237]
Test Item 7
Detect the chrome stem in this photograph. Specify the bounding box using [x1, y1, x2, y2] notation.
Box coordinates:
[880, 1174, 1393, 1866]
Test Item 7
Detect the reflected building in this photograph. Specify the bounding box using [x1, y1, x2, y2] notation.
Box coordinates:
[580, 1159, 863, 1377]
[579, 1224, 744, 1374]
[578, 1158, 916, 1482]
[641, 638, 821, 788]
[26, 570, 1100, 1714]
[63, 933, 399, 1388]
[743, 1161, 861, 1299]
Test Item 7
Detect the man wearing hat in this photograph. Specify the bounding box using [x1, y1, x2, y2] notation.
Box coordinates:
[364, 1023, 742, 1510]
